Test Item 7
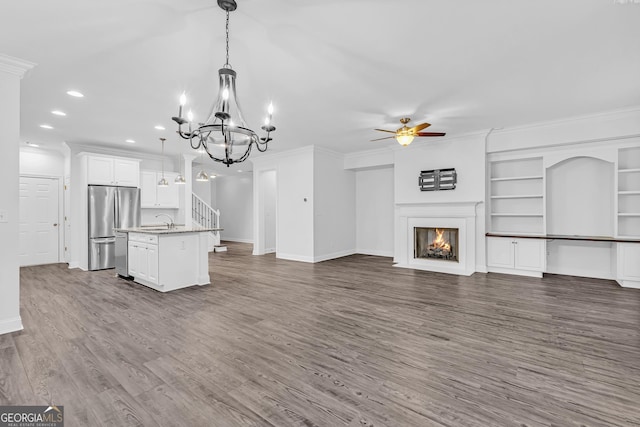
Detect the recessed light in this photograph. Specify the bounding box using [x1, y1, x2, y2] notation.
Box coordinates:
[66, 90, 84, 98]
[126, 139, 135, 143]
[154, 125, 165, 130]
[237, 170, 243, 173]
[51, 110, 66, 116]
[40, 124, 53, 129]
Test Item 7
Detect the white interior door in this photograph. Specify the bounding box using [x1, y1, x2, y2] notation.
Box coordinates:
[19, 176, 60, 266]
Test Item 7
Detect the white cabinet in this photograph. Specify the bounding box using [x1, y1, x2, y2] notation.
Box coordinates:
[128, 234, 159, 287]
[87, 156, 139, 187]
[617, 243, 640, 289]
[127, 232, 209, 292]
[140, 170, 180, 209]
[487, 236, 546, 277]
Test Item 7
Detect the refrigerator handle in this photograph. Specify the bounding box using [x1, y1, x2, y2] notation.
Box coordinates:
[114, 188, 121, 229]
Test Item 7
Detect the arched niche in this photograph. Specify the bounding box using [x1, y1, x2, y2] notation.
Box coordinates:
[546, 156, 614, 237]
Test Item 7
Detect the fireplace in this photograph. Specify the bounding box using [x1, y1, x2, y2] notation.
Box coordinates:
[414, 227, 459, 262]
[396, 202, 479, 276]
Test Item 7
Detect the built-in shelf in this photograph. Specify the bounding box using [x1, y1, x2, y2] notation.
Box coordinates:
[490, 175, 543, 182]
[490, 194, 543, 199]
[489, 156, 544, 235]
[618, 146, 640, 237]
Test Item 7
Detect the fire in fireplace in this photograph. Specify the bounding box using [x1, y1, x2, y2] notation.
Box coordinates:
[414, 227, 459, 262]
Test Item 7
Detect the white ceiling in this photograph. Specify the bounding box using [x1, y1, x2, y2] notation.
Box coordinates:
[2, 0, 639, 174]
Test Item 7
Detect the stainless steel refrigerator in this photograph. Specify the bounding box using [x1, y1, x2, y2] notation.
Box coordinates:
[88, 185, 140, 271]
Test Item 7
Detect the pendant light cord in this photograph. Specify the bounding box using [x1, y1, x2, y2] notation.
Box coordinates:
[225, 11, 230, 67]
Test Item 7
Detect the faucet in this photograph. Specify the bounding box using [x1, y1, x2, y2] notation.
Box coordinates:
[155, 213, 175, 229]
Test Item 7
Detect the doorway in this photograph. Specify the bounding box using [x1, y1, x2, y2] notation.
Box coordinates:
[19, 176, 60, 266]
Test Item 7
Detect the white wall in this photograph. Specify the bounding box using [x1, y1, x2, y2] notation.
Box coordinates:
[276, 151, 314, 260]
[252, 147, 315, 261]
[20, 148, 65, 177]
[314, 149, 356, 262]
[261, 170, 277, 253]
[394, 133, 486, 205]
[355, 166, 394, 257]
[0, 54, 34, 335]
[216, 173, 254, 243]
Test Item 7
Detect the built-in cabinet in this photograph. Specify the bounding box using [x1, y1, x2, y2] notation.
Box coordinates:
[140, 170, 180, 208]
[617, 243, 640, 288]
[87, 155, 139, 187]
[487, 140, 640, 287]
[487, 237, 546, 277]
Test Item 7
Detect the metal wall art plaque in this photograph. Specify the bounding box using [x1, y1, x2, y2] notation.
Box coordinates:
[419, 168, 457, 191]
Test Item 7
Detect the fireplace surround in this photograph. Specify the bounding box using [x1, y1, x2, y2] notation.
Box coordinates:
[395, 202, 481, 276]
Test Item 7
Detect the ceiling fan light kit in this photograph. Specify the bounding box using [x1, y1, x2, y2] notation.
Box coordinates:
[373, 117, 446, 146]
[171, 0, 276, 167]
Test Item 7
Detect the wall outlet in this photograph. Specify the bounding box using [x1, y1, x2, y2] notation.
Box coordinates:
[0, 210, 7, 223]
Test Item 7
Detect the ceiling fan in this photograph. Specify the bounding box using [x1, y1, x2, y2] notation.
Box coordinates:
[372, 117, 446, 146]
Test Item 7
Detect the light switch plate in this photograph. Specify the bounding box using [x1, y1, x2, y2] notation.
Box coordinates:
[0, 210, 7, 223]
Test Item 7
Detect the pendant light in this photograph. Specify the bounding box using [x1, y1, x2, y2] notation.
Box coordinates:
[195, 147, 209, 182]
[175, 154, 186, 185]
[158, 138, 169, 187]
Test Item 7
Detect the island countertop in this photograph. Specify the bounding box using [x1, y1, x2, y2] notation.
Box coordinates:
[115, 225, 223, 234]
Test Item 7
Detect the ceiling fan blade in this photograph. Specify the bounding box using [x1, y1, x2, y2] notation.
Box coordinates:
[416, 132, 446, 137]
[374, 129, 397, 134]
[370, 136, 396, 142]
[410, 122, 431, 133]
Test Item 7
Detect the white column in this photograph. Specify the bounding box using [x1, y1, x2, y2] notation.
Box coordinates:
[183, 154, 196, 227]
[0, 54, 35, 335]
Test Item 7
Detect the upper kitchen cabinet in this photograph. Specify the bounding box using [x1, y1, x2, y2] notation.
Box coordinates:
[140, 170, 180, 209]
[87, 155, 140, 187]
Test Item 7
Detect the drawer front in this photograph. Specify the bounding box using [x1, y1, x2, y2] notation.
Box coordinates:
[129, 233, 158, 244]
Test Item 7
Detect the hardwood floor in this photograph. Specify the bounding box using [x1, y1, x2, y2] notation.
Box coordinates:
[2, 242, 640, 426]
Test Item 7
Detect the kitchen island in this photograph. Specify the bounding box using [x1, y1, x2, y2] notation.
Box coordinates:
[115, 226, 222, 292]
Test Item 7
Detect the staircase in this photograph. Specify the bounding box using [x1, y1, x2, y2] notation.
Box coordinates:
[192, 193, 225, 252]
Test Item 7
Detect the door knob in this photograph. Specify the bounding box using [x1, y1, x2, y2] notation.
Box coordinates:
[53, 223, 58, 227]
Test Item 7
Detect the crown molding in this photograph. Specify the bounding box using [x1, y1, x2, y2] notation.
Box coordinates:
[0, 54, 36, 78]
[492, 105, 640, 135]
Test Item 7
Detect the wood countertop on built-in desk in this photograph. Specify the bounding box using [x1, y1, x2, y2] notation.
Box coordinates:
[486, 232, 640, 243]
[115, 225, 223, 234]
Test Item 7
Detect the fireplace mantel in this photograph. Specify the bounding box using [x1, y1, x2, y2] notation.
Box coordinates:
[394, 201, 481, 276]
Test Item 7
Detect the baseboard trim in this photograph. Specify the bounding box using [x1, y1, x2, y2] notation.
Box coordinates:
[617, 279, 640, 289]
[276, 253, 315, 263]
[475, 265, 489, 274]
[222, 238, 254, 244]
[355, 249, 394, 258]
[313, 249, 356, 263]
[0, 316, 23, 335]
[487, 267, 543, 278]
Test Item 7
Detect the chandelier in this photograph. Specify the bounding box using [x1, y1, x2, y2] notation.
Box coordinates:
[171, 0, 276, 167]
